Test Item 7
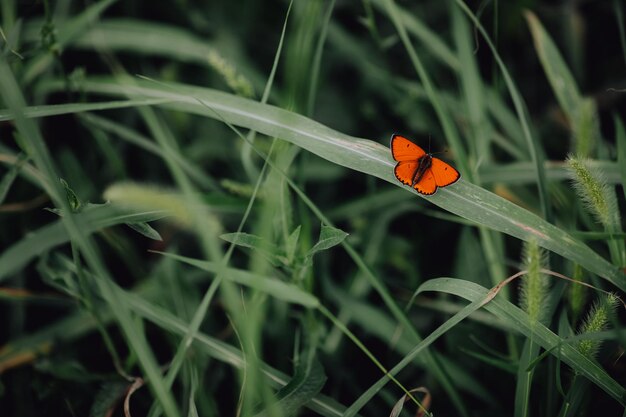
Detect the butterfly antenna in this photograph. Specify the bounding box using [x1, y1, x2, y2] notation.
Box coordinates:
[428, 134, 432, 154]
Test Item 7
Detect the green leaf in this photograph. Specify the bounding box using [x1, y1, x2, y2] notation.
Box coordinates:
[220, 232, 280, 252]
[454, 0, 551, 223]
[37, 253, 80, 298]
[525, 11, 583, 122]
[344, 278, 625, 416]
[126, 222, 162, 241]
[153, 251, 319, 308]
[0, 98, 174, 122]
[90, 381, 128, 417]
[424, 279, 625, 404]
[0, 204, 167, 281]
[220, 232, 285, 266]
[307, 225, 348, 258]
[262, 312, 326, 416]
[256, 357, 326, 417]
[60, 178, 82, 212]
[7, 77, 625, 289]
[0, 152, 27, 205]
[285, 225, 301, 264]
[336, 294, 495, 404]
[368, 0, 460, 71]
[34, 358, 95, 381]
[22, 0, 120, 83]
[0, 288, 344, 417]
[615, 115, 626, 201]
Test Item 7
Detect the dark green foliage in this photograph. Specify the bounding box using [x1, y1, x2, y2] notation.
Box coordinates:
[1, 1, 625, 416]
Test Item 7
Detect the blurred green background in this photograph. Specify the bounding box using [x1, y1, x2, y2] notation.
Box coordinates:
[1, 0, 625, 416]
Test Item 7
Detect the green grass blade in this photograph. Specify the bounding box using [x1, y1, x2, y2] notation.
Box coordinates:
[525, 11, 582, 122]
[345, 278, 625, 415]
[7, 77, 625, 288]
[0, 98, 174, 121]
[344, 292, 483, 416]
[0, 290, 348, 417]
[0, 153, 26, 204]
[0, 205, 166, 281]
[368, 0, 460, 71]
[615, 116, 626, 201]
[153, 251, 320, 308]
[480, 161, 621, 185]
[336, 294, 495, 404]
[255, 348, 326, 416]
[455, 0, 551, 222]
[383, 0, 470, 182]
[22, 0, 118, 83]
[514, 340, 540, 417]
[0, 57, 180, 417]
[421, 278, 625, 405]
[78, 113, 220, 191]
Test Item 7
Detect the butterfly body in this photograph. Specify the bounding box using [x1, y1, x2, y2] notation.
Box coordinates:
[390, 134, 460, 195]
[412, 154, 433, 187]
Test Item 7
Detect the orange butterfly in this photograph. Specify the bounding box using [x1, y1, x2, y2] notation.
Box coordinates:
[390, 134, 460, 195]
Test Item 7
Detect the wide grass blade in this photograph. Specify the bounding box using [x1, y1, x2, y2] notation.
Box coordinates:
[23, 77, 624, 290]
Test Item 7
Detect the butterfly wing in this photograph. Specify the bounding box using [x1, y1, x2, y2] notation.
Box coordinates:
[430, 157, 460, 188]
[413, 169, 437, 195]
[394, 161, 417, 186]
[390, 134, 426, 162]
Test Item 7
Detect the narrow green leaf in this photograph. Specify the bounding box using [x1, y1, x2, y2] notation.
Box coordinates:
[126, 222, 162, 241]
[153, 251, 319, 308]
[256, 358, 326, 417]
[337, 294, 495, 404]
[220, 232, 285, 265]
[423, 279, 625, 404]
[78, 113, 220, 191]
[455, 1, 551, 223]
[60, 178, 82, 212]
[344, 278, 625, 416]
[0, 204, 167, 281]
[22, 0, 119, 83]
[514, 340, 540, 417]
[615, 116, 626, 200]
[368, 0, 460, 71]
[90, 382, 129, 417]
[285, 225, 301, 264]
[1, 51, 180, 417]
[525, 11, 582, 122]
[0, 153, 26, 204]
[307, 225, 348, 257]
[220, 232, 280, 253]
[0, 98, 174, 122]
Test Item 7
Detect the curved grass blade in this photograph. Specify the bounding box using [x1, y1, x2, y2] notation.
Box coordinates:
[29, 77, 622, 290]
[525, 11, 582, 122]
[0, 98, 174, 122]
[152, 251, 320, 308]
[421, 279, 625, 404]
[345, 278, 625, 415]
